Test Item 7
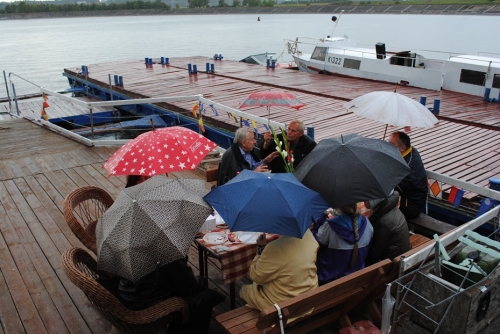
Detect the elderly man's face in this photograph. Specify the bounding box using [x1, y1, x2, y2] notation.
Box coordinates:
[286, 122, 303, 144]
[241, 132, 256, 153]
[387, 134, 405, 154]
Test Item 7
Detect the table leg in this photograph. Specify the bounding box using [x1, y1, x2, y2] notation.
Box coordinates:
[203, 250, 208, 279]
[198, 245, 205, 278]
[230, 282, 235, 310]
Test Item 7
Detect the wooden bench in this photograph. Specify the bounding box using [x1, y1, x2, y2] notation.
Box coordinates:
[409, 213, 456, 237]
[215, 234, 431, 334]
[215, 259, 393, 334]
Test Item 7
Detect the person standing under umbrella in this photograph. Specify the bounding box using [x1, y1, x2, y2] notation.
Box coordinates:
[261, 119, 316, 173]
[218, 128, 279, 185]
[364, 190, 411, 266]
[311, 203, 374, 285]
[387, 131, 428, 221]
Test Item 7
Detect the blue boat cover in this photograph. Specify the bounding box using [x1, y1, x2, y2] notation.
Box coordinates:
[120, 115, 167, 129]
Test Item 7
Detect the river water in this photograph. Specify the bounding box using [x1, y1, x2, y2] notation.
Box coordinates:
[1, 13, 499, 98]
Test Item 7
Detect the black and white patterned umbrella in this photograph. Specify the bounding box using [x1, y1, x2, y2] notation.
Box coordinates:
[96, 176, 211, 282]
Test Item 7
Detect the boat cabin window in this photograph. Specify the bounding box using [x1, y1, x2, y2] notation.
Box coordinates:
[492, 74, 500, 89]
[311, 47, 327, 61]
[343, 58, 361, 70]
[459, 69, 486, 86]
[389, 51, 415, 67]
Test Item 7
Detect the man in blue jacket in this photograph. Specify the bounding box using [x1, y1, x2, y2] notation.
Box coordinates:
[388, 131, 428, 221]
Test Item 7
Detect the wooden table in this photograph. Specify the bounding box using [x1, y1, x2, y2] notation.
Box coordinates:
[194, 231, 279, 309]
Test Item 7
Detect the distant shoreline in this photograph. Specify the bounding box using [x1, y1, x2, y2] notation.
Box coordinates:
[1, 4, 499, 20]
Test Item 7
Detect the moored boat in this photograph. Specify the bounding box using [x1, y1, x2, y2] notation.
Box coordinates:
[286, 12, 500, 98]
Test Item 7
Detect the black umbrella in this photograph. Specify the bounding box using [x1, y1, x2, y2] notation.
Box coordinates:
[294, 133, 410, 208]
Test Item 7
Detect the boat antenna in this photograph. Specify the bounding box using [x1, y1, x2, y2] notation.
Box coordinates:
[330, 10, 344, 37]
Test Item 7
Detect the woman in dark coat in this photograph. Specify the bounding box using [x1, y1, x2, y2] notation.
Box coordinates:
[365, 190, 412, 266]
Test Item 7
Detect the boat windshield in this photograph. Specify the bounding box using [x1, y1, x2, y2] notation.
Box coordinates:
[311, 47, 328, 61]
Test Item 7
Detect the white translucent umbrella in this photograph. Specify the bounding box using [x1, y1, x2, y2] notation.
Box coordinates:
[344, 90, 439, 139]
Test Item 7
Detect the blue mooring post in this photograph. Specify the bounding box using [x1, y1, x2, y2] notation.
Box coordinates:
[114, 75, 119, 85]
[161, 57, 165, 64]
[188, 64, 192, 73]
[432, 99, 440, 114]
[148, 58, 153, 65]
[206, 63, 210, 73]
[119, 76, 123, 87]
[266, 58, 270, 68]
[271, 59, 276, 69]
[210, 63, 215, 73]
[145, 57, 148, 64]
[420, 95, 427, 106]
[307, 126, 315, 141]
[483, 88, 491, 101]
[193, 64, 198, 74]
[165, 57, 169, 65]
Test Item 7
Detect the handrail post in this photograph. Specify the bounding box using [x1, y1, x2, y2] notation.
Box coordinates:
[11, 82, 20, 116]
[89, 106, 94, 140]
[3, 70, 11, 110]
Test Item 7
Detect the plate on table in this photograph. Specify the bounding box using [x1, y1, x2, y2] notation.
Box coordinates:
[203, 232, 227, 245]
[236, 232, 261, 244]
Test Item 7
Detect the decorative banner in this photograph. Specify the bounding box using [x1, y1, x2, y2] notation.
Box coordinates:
[198, 117, 205, 133]
[263, 124, 269, 131]
[227, 112, 237, 123]
[242, 117, 250, 127]
[41, 107, 49, 121]
[429, 179, 442, 198]
[448, 186, 464, 208]
[209, 104, 219, 116]
[192, 103, 199, 117]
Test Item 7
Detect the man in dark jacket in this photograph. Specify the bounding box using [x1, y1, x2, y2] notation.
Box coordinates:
[118, 257, 225, 334]
[260, 119, 316, 173]
[388, 131, 428, 221]
[365, 191, 411, 266]
[217, 128, 279, 185]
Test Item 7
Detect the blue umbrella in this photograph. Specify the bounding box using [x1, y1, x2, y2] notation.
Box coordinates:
[203, 170, 329, 238]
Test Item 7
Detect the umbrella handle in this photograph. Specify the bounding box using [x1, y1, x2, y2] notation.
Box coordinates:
[382, 124, 388, 140]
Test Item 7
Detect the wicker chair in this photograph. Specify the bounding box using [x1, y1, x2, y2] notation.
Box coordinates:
[63, 186, 115, 254]
[61, 247, 189, 334]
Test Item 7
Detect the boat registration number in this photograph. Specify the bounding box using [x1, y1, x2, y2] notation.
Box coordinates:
[328, 57, 342, 66]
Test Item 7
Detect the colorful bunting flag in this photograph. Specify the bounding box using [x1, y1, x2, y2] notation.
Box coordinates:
[251, 120, 258, 129]
[448, 186, 464, 208]
[192, 103, 199, 117]
[198, 117, 205, 133]
[242, 117, 250, 127]
[209, 104, 219, 116]
[199, 102, 206, 114]
[227, 112, 237, 123]
[476, 198, 498, 218]
[263, 124, 269, 131]
[41, 107, 49, 121]
[429, 180, 442, 198]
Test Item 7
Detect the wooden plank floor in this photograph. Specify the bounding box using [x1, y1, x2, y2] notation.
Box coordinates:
[1, 118, 358, 333]
[61, 57, 500, 190]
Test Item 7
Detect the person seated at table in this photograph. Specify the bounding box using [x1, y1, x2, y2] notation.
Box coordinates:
[365, 191, 411, 266]
[239, 230, 319, 311]
[217, 128, 279, 185]
[118, 256, 225, 334]
[311, 203, 373, 285]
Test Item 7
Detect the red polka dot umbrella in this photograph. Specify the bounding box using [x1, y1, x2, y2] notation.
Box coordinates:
[104, 126, 218, 176]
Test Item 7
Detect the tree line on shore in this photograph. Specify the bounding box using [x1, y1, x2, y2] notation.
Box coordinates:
[0, 0, 286, 14]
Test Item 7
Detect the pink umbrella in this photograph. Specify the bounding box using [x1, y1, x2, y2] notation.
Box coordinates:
[239, 91, 306, 121]
[103, 126, 218, 176]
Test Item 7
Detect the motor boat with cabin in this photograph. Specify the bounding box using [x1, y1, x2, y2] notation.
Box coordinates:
[285, 12, 500, 98]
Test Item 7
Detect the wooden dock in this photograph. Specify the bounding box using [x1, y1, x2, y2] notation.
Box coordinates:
[60, 56, 500, 191]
